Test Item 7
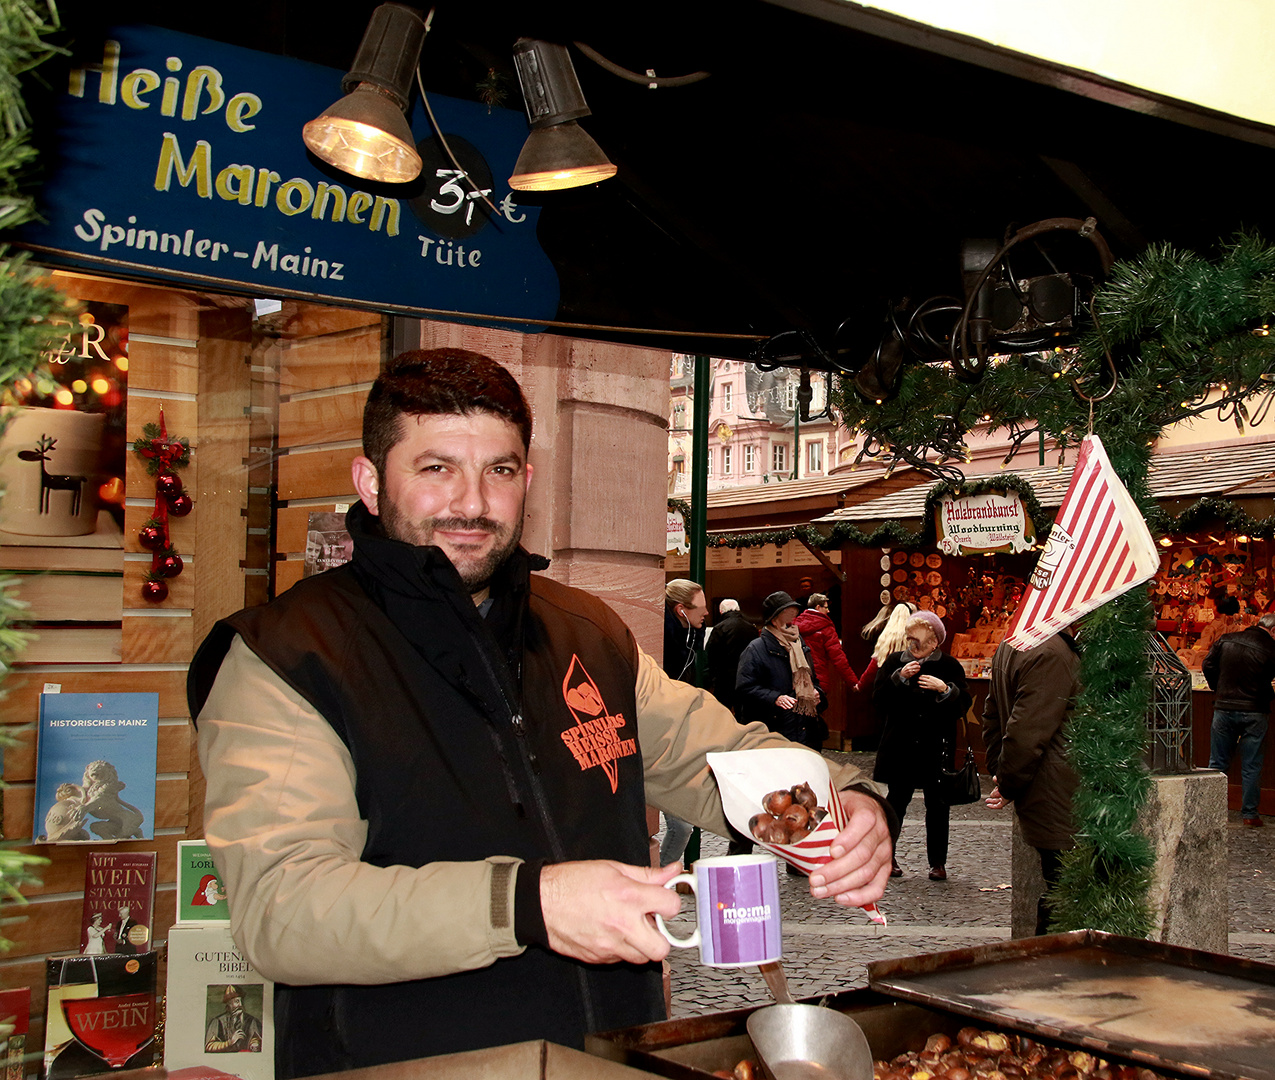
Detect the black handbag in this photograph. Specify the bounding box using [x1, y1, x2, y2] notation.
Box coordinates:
[937, 746, 981, 806]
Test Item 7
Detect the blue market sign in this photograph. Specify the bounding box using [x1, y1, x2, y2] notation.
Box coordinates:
[13, 25, 559, 328]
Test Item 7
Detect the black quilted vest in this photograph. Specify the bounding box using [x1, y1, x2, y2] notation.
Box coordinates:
[188, 505, 659, 1077]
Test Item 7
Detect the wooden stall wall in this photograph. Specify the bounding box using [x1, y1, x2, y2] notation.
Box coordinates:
[271, 307, 385, 593]
[0, 273, 253, 1059]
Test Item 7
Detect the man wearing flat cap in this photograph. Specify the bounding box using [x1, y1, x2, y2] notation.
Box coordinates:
[735, 591, 825, 748]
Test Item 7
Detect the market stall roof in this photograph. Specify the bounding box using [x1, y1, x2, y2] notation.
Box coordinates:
[813, 437, 1275, 530]
[703, 465, 931, 531]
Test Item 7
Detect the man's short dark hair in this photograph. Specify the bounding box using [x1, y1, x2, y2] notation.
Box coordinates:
[362, 349, 532, 476]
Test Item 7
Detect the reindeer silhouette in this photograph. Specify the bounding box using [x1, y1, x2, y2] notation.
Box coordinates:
[17, 434, 87, 515]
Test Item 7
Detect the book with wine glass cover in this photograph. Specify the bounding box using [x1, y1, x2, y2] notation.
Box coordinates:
[43, 953, 159, 1079]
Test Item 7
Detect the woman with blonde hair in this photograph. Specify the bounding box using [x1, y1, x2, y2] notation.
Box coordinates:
[857, 602, 915, 694]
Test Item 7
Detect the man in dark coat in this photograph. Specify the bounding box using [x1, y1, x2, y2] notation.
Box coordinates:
[981, 629, 1081, 933]
[1203, 612, 1275, 826]
[704, 599, 758, 712]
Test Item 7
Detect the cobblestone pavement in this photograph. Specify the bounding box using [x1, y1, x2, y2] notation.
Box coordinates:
[663, 750, 1275, 1017]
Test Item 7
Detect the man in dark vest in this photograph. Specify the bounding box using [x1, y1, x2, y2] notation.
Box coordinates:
[189, 349, 894, 1078]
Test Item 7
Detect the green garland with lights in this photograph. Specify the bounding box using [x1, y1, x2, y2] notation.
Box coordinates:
[0, 1, 70, 931]
[703, 490, 1275, 553]
[822, 233, 1275, 936]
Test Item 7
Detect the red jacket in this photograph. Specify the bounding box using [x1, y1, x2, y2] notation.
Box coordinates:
[794, 608, 859, 691]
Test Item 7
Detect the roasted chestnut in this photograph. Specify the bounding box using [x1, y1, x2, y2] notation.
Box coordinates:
[763, 816, 792, 844]
[924, 1035, 952, 1055]
[791, 781, 818, 809]
[780, 803, 810, 829]
[763, 789, 793, 815]
[733, 1059, 759, 1080]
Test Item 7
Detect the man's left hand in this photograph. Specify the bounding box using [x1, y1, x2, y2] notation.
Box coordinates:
[807, 789, 891, 907]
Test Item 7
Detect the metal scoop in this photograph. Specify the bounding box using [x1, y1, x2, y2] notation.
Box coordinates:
[747, 962, 874, 1080]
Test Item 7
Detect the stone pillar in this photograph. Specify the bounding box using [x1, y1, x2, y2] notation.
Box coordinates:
[1012, 769, 1228, 950]
[1010, 817, 1044, 939]
[1137, 768, 1229, 953]
[416, 321, 669, 658]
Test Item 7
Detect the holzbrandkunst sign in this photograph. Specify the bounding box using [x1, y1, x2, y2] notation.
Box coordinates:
[935, 490, 1035, 555]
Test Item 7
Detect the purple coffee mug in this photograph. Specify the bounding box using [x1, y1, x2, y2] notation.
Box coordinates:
[655, 854, 782, 968]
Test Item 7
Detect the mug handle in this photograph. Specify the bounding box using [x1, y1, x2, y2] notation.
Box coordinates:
[654, 873, 700, 948]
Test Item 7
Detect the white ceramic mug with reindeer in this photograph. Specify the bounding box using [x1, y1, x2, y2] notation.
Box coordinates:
[0, 406, 104, 536]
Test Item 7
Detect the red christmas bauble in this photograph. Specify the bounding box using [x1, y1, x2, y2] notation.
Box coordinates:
[155, 471, 183, 499]
[158, 553, 184, 578]
[168, 492, 194, 517]
[138, 525, 165, 551]
[141, 578, 169, 602]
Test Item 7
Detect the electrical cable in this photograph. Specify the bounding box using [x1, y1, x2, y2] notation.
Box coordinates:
[414, 8, 501, 220]
[572, 41, 710, 88]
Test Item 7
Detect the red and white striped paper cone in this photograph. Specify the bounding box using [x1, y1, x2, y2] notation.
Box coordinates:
[706, 748, 888, 925]
[1004, 434, 1159, 651]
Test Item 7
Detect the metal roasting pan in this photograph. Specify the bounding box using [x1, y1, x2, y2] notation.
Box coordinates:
[867, 930, 1275, 1080]
[586, 932, 1275, 1080]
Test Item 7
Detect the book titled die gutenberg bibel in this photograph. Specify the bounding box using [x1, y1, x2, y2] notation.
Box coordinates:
[33, 693, 158, 845]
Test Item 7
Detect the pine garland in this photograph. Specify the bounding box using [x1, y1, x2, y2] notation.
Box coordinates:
[702, 490, 1275, 551]
[0, 0, 69, 932]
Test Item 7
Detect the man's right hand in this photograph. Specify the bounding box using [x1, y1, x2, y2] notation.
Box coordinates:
[540, 860, 683, 965]
[985, 780, 1006, 810]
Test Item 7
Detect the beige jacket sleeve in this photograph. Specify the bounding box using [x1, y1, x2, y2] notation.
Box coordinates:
[635, 649, 880, 835]
[197, 636, 525, 986]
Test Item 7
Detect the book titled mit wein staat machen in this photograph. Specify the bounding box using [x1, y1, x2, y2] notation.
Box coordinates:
[33, 692, 158, 845]
[79, 851, 157, 956]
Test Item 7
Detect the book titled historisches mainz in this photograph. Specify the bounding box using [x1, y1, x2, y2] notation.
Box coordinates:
[33, 692, 158, 845]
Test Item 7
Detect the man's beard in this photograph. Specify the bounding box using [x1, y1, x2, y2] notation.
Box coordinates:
[379, 501, 524, 592]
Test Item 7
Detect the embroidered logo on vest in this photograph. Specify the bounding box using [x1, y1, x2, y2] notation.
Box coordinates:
[560, 654, 637, 793]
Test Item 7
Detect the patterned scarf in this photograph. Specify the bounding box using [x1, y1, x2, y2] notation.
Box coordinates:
[769, 624, 819, 716]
